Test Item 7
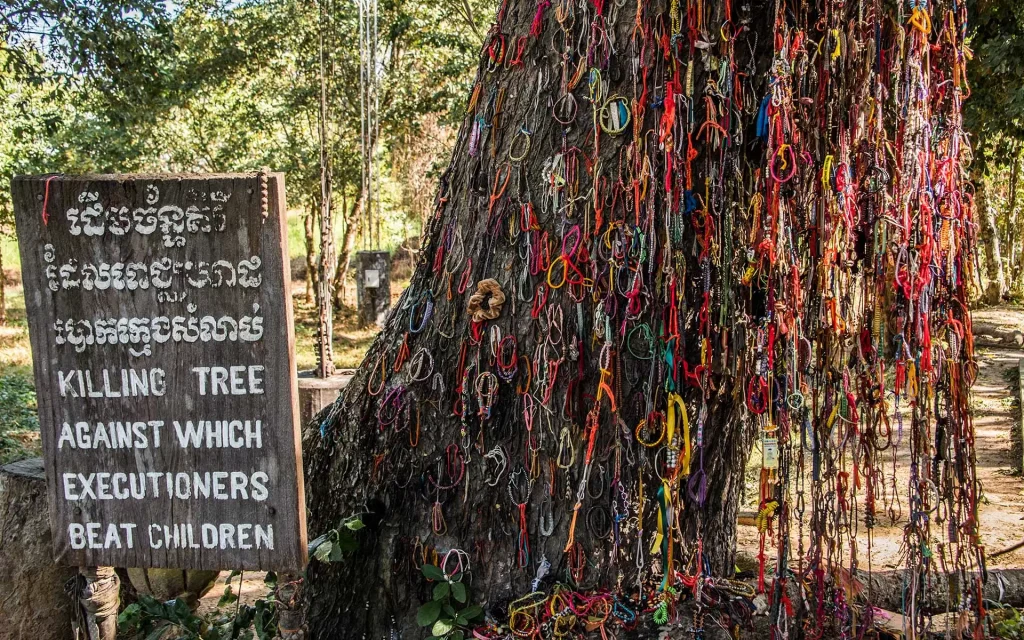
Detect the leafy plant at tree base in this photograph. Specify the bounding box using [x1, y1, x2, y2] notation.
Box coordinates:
[416, 564, 483, 640]
[118, 574, 278, 640]
[989, 602, 1024, 639]
[120, 508, 365, 640]
[308, 514, 364, 563]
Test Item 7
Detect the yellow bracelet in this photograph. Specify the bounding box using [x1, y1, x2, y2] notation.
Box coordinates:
[600, 95, 631, 135]
[635, 418, 665, 448]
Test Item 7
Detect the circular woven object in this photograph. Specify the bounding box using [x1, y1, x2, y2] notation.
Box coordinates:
[467, 278, 505, 322]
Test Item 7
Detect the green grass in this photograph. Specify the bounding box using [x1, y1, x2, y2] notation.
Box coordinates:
[286, 210, 310, 261]
[290, 275, 409, 372]
[0, 374, 40, 463]
[0, 285, 42, 463]
[291, 284, 380, 372]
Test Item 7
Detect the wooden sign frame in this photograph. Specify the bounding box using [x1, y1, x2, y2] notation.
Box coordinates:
[12, 173, 306, 570]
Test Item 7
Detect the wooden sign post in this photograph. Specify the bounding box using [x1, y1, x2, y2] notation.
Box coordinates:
[11, 173, 307, 572]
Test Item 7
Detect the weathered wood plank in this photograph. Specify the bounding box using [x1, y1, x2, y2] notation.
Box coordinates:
[11, 173, 306, 570]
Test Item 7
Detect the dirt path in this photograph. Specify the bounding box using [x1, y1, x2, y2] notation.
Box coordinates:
[195, 570, 271, 617]
[738, 304, 1024, 573]
[971, 304, 1024, 568]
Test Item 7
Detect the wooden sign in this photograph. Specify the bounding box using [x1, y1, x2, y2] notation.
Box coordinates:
[12, 173, 306, 570]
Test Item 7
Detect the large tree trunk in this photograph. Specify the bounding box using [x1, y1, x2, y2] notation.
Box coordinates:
[304, 1, 769, 637]
[304, 1, 979, 639]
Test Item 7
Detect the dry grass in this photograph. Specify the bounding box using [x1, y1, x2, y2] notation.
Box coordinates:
[290, 274, 409, 371]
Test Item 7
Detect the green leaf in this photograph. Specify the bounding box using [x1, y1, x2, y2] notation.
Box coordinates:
[117, 603, 141, 625]
[433, 581, 450, 600]
[451, 631, 465, 640]
[344, 516, 365, 531]
[140, 596, 165, 616]
[336, 532, 358, 553]
[313, 540, 334, 562]
[417, 600, 442, 627]
[328, 542, 345, 562]
[432, 618, 454, 637]
[144, 626, 170, 640]
[263, 571, 278, 588]
[421, 564, 446, 581]
[218, 585, 238, 608]
[451, 581, 467, 603]
[253, 599, 277, 640]
[461, 605, 483, 621]
[171, 597, 193, 621]
[442, 604, 457, 618]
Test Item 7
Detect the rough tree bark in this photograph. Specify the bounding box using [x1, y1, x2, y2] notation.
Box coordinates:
[333, 187, 362, 309]
[304, 204, 319, 305]
[0, 458, 76, 639]
[304, 1, 775, 639]
[1006, 152, 1021, 287]
[976, 171, 1007, 303]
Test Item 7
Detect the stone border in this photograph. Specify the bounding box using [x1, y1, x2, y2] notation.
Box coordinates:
[1019, 358, 1024, 473]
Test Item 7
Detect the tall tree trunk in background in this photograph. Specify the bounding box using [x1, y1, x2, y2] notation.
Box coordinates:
[1002, 148, 1018, 260]
[1007, 153, 1021, 288]
[304, 205, 318, 304]
[977, 172, 1007, 303]
[333, 187, 362, 308]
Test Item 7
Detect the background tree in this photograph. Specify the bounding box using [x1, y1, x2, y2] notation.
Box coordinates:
[0, 0, 174, 324]
[965, 0, 1024, 301]
[0, 49, 61, 326]
[0, 0, 490, 321]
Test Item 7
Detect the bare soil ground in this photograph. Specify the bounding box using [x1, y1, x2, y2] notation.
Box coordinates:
[968, 304, 1024, 568]
[195, 570, 274, 617]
